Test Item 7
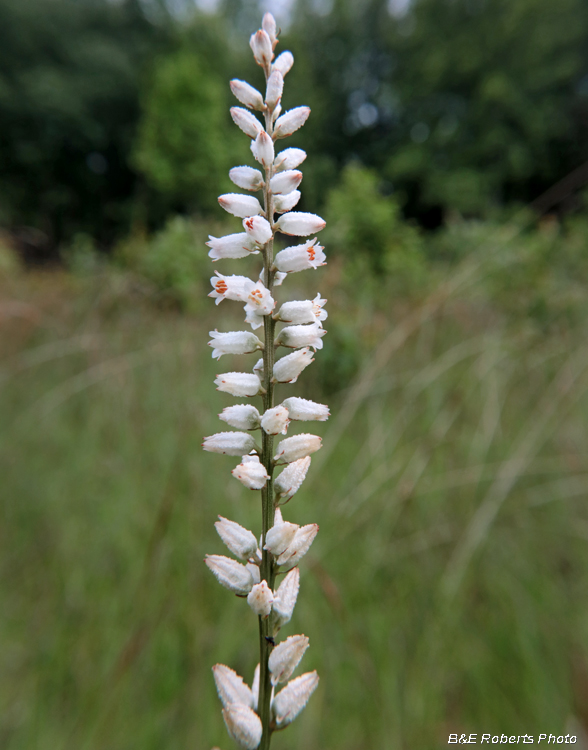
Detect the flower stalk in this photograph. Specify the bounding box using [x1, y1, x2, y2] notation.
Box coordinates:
[203, 14, 326, 749]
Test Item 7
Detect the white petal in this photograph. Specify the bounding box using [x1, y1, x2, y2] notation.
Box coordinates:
[222, 703, 263, 750]
[270, 170, 303, 195]
[269, 635, 309, 685]
[274, 191, 301, 213]
[275, 323, 326, 351]
[273, 239, 326, 273]
[276, 212, 325, 236]
[272, 671, 319, 729]
[274, 434, 321, 463]
[230, 166, 265, 191]
[260, 405, 290, 435]
[247, 580, 274, 617]
[232, 454, 270, 490]
[213, 664, 255, 709]
[264, 520, 299, 556]
[214, 373, 262, 398]
[215, 516, 258, 560]
[253, 131, 275, 168]
[230, 107, 264, 139]
[274, 147, 307, 172]
[276, 524, 319, 568]
[208, 330, 263, 359]
[219, 404, 261, 430]
[274, 456, 312, 499]
[218, 193, 263, 219]
[273, 348, 314, 384]
[230, 79, 265, 110]
[250, 29, 273, 67]
[271, 567, 300, 629]
[209, 273, 255, 304]
[243, 215, 272, 245]
[281, 397, 329, 421]
[203, 431, 257, 456]
[265, 70, 283, 110]
[273, 107, 310, 139]
[272, 51, 294, 77]
[205, 555, 254, 595]
[262, 13, 277, 46]
[207, 233, 259, 261]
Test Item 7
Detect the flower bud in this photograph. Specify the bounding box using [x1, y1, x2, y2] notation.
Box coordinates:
[264, 519, 299, 556]
[208, 330, 263, 360]
[219, 404, 261, 430]
[262, 12, 277, 47]
[274, 239, 326, 273]
[230, 166, 265, 192]
[260, 405, 290, 435]
[215, 517, 258, 560]
[265, 70, 283, 110]
[273, 107, 311, 139]
[276, 212, 325, 236]
[272, 671, 319, 729]
[273, 348, 314, 383]
[247, 580, 274, 617]
[218, 193, 263, 219]
[270, 170, 303, 195]
[213, 664, 255, 709]
[243, 215, 272, 245]
[274, 434, 321, 463]
[207, 233, 259, 261]
[232, 454, 270, 490]
[276, 524, 319, 568]
[269, 635, 309, 685]
[246, 561, 261, 584]
[274, 147, 307, 172]
[272, 102, 282, 122]
[274, 456, 312, 499]
[222, 703, 263, 750]
[274, 294, 327, 326]
[252, 131, 275, 168]
[271, 567, 300, 629]
[203, 431, 257, 456]
[250, 29, 273, 67]
[230, 79, 265, 111]
[274, 191, 301, 213]
[214, 373, 262, 398]
[205, 555, 254, 595]
[230, 107, 263, 139]
[281, 397, 329, 421]
[272, 51, 294, 77]
[209, 273, 255, 304]
[275, 323, 326, 351]
[253, 358, 264, 376]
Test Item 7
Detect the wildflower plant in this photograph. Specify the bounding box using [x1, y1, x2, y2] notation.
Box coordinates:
[202, 13, 328, 750]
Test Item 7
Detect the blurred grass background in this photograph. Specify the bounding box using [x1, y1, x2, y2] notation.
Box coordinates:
[2, 0, 588, 747]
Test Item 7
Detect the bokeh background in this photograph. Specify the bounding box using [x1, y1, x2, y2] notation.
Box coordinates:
[2, 0, 588, 747]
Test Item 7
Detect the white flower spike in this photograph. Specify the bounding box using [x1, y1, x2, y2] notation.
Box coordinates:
[203, 13, 328, 745]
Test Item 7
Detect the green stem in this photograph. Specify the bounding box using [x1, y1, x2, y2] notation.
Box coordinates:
[258, 100, 277, 750]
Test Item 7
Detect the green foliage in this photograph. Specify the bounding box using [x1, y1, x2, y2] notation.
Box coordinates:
[323, 163, 427, 288]
[115, 215, 211, 311]
[133, 46, 237, 214]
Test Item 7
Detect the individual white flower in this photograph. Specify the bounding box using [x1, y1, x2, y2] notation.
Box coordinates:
[273, 271, 287, 286]
[264, 518, 299, 556]
[218, 193, 263, 219]
[273, 348, 314, 383]
[272, 671, 319, 729]
[252, 131, 275, 168]
[273, 107, 311, 139]
[281, 397, 329, 421]
[272, 51, 294, 77]
[265, 70, 283, 109]
[213, 664, 255, 709]
[276, 524, 319, 568]
[274, 147, 307, 172]
[276, 212, 326, 236]
[230, 79, 265, 111]
[275, 323, 326, 351]
[250, 28, 273, 67]
[205, 555, 254, 595]
[273, 239, 326, 273]
[215, 517, 258, 560]
[209, 273, 254, 304]
[203, 431, 257, 456]
[229, 166, 265, 191]
[271, 567, 300, 629]
[269, 635, 309, 685]
[270, 170, 303, 195]
[274, 294, 327, 326]
[223, 703, 263, 750]
[247, 580, 274, 617]
[208, 331, 263, 360]
[231, 454, 270, 490]
[262, 12, 278, 48]
[274, 456, 312, 500]
[219, 404, 261, 430]
[260, 405, 290, 435]
[207, 233, 260, 261]
[230, 107, 264, 139]
[243, 281, 275, 330]
[274, 191, 301, 213]
[243, 215, 272, 245]
[274, 434, 322, 463]
[214, 373, 262, 398]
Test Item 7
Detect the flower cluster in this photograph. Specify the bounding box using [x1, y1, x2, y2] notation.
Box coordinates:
[202, 13, 327, 749]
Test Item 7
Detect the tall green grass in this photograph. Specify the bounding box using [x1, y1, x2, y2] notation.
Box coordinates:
[2, 228, 588, 749]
